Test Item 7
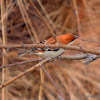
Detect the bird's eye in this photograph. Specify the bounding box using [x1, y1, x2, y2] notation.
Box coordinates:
[47, 49, 52, 51]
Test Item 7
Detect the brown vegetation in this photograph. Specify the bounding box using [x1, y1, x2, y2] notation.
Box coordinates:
[0, 0, 100, 100]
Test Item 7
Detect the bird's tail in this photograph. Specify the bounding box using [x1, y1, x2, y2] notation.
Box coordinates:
[18, 51, 31, 57]
[17, 48, 38, 57]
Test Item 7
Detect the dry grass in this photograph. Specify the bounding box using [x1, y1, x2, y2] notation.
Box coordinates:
[0, 0, 100, 100]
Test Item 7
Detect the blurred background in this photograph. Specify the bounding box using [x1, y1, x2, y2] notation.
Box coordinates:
[0, 0, 100, 100]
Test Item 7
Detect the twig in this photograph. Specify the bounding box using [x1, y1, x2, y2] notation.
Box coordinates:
[41, 66, 64, 100]
[0, 58, 51, 89]
[0, 58, 43, 68]
[0, 44, 100, 55]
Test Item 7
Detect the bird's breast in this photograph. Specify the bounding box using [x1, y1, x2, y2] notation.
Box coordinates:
[38, 48, 65, 58]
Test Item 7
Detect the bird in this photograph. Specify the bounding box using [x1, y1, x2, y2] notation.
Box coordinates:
[18, 33, 77, 58]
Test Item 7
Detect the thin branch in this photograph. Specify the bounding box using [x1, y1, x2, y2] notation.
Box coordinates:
[0, 58, 51, 89]
[0, 58, 43, 68]
[0, 44, 100, 55]
[41, 66, 64, 100]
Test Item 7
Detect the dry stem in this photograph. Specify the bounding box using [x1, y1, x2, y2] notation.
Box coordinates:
[1, 0, 7, 99]
[0, 44, 100, 55]
[0, 58, 51, 89]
